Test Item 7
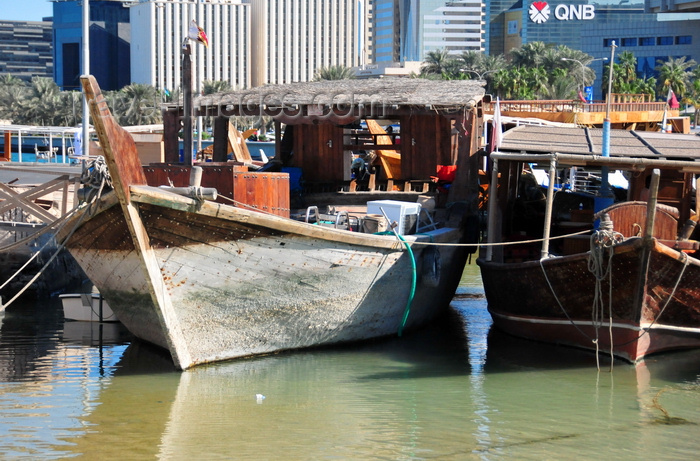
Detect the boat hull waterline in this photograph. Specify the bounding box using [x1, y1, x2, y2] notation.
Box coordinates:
[478, 238, 700, 362]
[66, 188, 467, 368]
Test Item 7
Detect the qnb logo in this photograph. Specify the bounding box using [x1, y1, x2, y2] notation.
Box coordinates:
[529, 2, 550, 24]
[529, 2, 596, 23]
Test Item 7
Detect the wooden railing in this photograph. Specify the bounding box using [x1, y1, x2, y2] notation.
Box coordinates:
[483, 99, 668, 115]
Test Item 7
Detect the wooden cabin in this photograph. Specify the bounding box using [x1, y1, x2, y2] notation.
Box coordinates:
[155, 78, 486, 216]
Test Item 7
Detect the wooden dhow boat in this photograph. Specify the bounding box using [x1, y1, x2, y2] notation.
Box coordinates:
[58, 76, 485, 369]
[478, 125, 700, 362]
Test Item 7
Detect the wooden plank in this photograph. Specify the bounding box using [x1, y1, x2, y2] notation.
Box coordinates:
[366, 119, 401, 179]
[80, 75, 193, 369]
[81, 75, 146, 204]
[227, 121, 253, 163]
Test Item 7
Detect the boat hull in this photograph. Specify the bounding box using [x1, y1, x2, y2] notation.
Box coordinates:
[64, 190, 468, 369]
[477, 239, 700, 362]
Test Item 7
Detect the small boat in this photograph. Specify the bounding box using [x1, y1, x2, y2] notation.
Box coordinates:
[60, 292, 117, 322]
[478, 125, 700, 362]
[58, 75, 485, 370]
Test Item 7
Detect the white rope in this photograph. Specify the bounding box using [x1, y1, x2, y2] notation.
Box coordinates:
[216, 195, 591, 248]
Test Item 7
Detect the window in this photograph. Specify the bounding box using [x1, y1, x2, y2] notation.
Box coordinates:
[621, 38, 637, 47]
[657, 36, 673, 46]
[676, 35, 692, 45]
[639, 37, 654, 46]
[603, 38, 618, 47]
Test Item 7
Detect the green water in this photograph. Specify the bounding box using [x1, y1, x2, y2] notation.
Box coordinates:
[0, 264, 698, 460]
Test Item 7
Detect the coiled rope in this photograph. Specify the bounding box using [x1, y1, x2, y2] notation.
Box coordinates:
[587, 213, 624, 371]
[80, 156, 112, 213]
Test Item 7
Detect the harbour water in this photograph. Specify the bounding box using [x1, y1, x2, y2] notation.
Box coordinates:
[0, 263, 698, 460]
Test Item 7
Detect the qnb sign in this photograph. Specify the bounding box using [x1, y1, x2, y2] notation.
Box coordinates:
[529, 2, 596, 24]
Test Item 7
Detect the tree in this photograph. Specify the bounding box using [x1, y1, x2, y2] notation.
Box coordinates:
[656, 56, 697, 99]
[313, 65, 356, 81]
[509, 41, 548, 68]
[116, 83, 162, 126]
[25, 77, 63, 125]
[202, 80, 232, 95]
[617, 51, 637, 85]
[420, 50, 455, 77]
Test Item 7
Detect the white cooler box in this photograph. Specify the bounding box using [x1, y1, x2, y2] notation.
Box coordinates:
[366, 200, 421, 235]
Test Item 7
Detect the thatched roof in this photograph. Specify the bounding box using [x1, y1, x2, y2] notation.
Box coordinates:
[194, 78, 485, 117]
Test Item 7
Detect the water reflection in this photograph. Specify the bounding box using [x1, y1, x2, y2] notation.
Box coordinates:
[0, 265, 698, 460]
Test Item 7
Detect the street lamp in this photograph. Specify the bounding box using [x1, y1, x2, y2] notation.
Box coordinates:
[560, 57, 608, 94]
[461, 69, 496, 80]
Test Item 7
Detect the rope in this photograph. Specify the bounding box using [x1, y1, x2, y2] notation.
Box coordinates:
[80, 156, 112, 213]
[1, 205, 89, 311]
[587, 215, 624, 371]
[215, 195, 591, 248]
[0, 208, 79, 292]
[0, 160, 111, 311]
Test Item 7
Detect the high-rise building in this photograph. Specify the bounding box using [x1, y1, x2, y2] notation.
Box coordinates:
[53, 0, 130, 91]
[249, 0, 361, 86]
[130, 0, 250, 92]
[373, 0, 484, 63]
[0, 21, 53, 83]
[486, 0, 700, 100]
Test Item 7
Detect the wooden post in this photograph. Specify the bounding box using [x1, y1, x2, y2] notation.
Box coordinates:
[2, 131, 10, 161]
[212, 116, 229, 162]
[163, 108, 181, 163]
[182, 44, 193, 166]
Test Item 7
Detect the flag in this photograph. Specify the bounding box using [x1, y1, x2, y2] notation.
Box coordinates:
[490, 98, 503, 153]
[667, 87, 679, 109]
[577, 89, 588, 103]
[188, 20, 209, 47]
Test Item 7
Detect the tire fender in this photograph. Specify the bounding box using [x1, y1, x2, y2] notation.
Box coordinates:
[421, 247, 441, 288]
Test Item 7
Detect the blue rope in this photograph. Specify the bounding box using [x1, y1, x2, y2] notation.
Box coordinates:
[397, 233, 417, 337]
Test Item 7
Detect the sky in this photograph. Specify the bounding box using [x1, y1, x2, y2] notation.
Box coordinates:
[4, 0, 54, 22]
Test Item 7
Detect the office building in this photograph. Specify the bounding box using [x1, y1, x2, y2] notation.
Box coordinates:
[130, 0, 250, 92]
[487, 0, 700, 99]
[0, 20, 53, 83]
[53, 0, 130, 91]
[249, 0, 361, 86]
[373, 0, 484, 63]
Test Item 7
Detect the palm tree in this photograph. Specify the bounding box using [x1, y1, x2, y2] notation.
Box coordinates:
[313, 65, 356, 81]
[544, 71, 580, 99]
[25, 77, 62, 125]
[617, 51, 637, 85]
[202, 80, 233, 95]
[420, 49, 454, 77]
[685, 78, 700, 127]
[0, 74, 25, 88]
[0, 83, 28, 123]
[656, 56, 697, 99]
[510, 41, 548, 68]
[118, 83, 162, 126]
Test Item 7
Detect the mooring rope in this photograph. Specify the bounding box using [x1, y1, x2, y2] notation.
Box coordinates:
[0, 207, 79, 293]
[0, 204, 90, 311]
[0, 156, 112, 311]
[215, 195, 591, 248]
[587, 215, 624, 371]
